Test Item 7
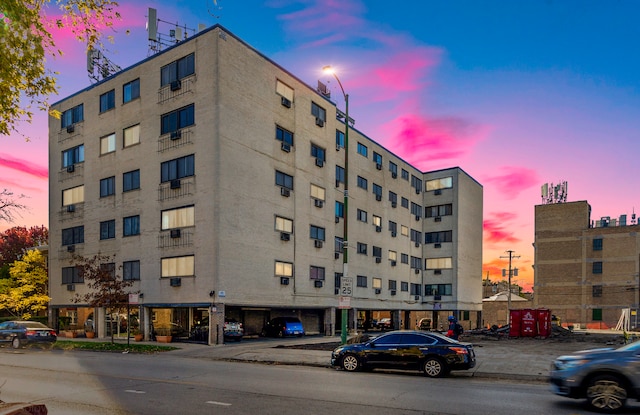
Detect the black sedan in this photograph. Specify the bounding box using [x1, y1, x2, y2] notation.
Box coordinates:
[0, 320, 57, 348]
[331, 330, 475, 377]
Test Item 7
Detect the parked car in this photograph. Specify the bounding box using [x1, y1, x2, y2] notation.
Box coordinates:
[262, 317, 305, 337]
[549, 340, 640, 413]
[376, 318, 392, 330]
[0, 321, 57, 349]
[331, 330, 475, 377]
[224, 318, 244, 341]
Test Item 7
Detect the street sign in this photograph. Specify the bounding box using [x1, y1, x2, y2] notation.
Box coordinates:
[340, 277, 353, 297]
[339, 296, 351, 309]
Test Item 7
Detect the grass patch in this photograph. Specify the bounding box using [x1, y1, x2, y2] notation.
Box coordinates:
[52, 340, 178, 353]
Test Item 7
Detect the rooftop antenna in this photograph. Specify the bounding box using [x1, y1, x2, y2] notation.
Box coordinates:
[541, 180, 568, 204]
[87, 47, 122, 83]
[147, 7, 200, 56]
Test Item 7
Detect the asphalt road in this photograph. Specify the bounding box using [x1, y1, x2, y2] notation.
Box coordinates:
[1, 347, 639, 415]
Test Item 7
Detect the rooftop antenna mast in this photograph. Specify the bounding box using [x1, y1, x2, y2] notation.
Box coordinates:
[87, 47, 122, 83]
[147, 7, 204, 56]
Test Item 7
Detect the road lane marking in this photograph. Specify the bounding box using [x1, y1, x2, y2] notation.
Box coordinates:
[124, 390, 146, 394]
[206, 401, 232, 406]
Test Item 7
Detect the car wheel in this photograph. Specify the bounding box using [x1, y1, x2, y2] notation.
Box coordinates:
[11, 337, 21, 349]
[586, 374, 628, 413]
[341, 354, 361, 372]
[423, 357, 445, 378]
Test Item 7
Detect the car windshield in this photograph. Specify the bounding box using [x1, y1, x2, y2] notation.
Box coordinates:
[22, 322, 49, 329]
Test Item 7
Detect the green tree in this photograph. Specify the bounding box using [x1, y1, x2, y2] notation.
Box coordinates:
[0, 225, 48, 279]
[0, 249, 49, 319]
[0, 0, 120, 138]
[71, 253, 135, 343]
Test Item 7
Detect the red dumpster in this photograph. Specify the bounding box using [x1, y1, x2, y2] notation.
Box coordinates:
[509, 309, 521, 337]
[520, 309, 538, 337]
[537, 308, 551, 338]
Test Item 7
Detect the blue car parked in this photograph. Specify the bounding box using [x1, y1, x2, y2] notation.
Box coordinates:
[262, 317, 305, 337]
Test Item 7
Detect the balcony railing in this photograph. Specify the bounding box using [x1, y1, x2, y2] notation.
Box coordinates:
[158, 229, 194, 248]
[158, 128, 194, 152]
[158, 176, 195, 201]
[157, 75, 196, 104]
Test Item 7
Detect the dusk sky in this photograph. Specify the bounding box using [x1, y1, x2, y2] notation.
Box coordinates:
[3, 1, 640, 292]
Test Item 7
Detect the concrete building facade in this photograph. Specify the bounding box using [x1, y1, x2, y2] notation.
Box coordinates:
[534, 201, 640, 330]
[48, 25, 483, 343]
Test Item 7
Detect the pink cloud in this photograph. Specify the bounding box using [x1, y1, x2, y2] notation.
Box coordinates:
[0, 154, 48, 179]
[483, 166, 539, 200]
[484, 212, 520, 245]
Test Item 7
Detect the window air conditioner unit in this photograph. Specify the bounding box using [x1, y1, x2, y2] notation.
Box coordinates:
[280, 277, 290, 285]
[335, 179, 341, 188]
[434, 269, 442, 275]
[415, 215, 420, 221]
[434, 189, 442, 195]
[67, 284, 75, 291]
[376, 163, 382, 170]
[281, 142, 291, 152]
[280, 187, 290, 197]
[391, 172, 397, 179]
[416, 188, 421, 194]
[434, 295, 442, 300]
[434, 243, 441, 249]
[67, 245, 75, 252]
[314, 280, 323, 288]
[375, 257, 381, 264]
[390, 260, 397, 267]
[335, 216, 340, 223]
[281, 96, 292, 108]
[336, 144, 341, 151]
[66, 204, 75, 213]
[414, 268, 420, 274]
[170, 277, 181, 287]
[374, 288, 381, 295]
[315, 117, 324, 127]
[391, 231, 396, 237]
[334, 252, 340, 259]
[414, 295, 420, 301]
[170, 229, 181, 238]
[435, 216, 442, 222]
[67, 165, 75, 173]
[170, 179, 181, 189]
[390, 289, 396, 296]
[66, 124, 75, 133]
[376, 194, 382, 202]
[415, 242, 420, 247]
[280, 232, 290, 241]
[314, 199, 324, 208]
[391, 201, 397, 208]
[314, 239, 323, 248]
[170, 80, 182, 91]
[315, 158, 324, 167]
[375, 226, 381, 233]
[170, 130, 182, 140]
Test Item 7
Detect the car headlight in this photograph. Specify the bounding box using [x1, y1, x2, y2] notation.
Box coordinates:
[553, 358, 590, 370]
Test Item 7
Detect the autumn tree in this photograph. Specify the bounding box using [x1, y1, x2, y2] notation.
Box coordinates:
[0, 0, 120, 138]
[0, 225, 48, 279]
[71, 253, 135, 343]
[0, 249, 49, 319]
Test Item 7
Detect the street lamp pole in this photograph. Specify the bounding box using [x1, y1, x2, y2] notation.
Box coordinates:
[500, 250, 520, 313]
[324, 66, 349, 344]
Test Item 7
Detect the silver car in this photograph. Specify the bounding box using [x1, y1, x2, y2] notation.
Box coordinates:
[549, 340, 640, 413]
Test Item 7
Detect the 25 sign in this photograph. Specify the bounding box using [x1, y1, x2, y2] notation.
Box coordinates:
[340, 277, 353, 297]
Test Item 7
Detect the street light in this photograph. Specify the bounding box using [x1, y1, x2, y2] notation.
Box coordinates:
[323, 65, 349, 344]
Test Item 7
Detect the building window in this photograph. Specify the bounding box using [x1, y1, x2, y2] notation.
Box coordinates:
[426, 176, 453, 191]
[61, 104, 84, 128]
[357, 176, 368, 190]
[593, 238, 603, 251]
[372, 278, 382, 290]
[426, 204, 453, 217]
[123, 79, 140, 103]
[401, 253, 409, 264]
[592, 285, 603, 297]
[99, 89, 115, 113]
[336, 130, 345, 149]
[401, 281, 409, 291]
[411, 175, 423, 193]
[388, 221, 397, 234]
[411, 202, 422, 217]
[372, 215, 382, 228]
[100, 176, 115, 197]
[410, 283, 422, 296]
[357, 209, 367, 223]
[275, 216, 293, 234]
[123, 170, 140, 192]
[311, 184, 325, 201]
[275, 170, 294, 190]
[310, 266, 325, 280]
[100, 220, 116, 240]
[388, 279, 397, 290]
[160, 53, 195, 86]
[401, 169, 409, 180]
[592, 261, 603, 274]
[373, 152, 382, 167]
[123, 215, 140, 237]
[62, 226, 84, 245]
[389, 161, 398, 177]
[335, 201, 344, 218]
[357, 242, 367, 255]
[62, 185, 84, 206]
[425, 231, 453, 244]
[410, 229, 422, 244]
[276, 79, 294, 102]
[425, 284, 452, 296]
[162, 206, 194, 230]
[123, 124, 140, 147]
[161, 255, 195, 277]
[310, 225, 325, 241]
[123, 260, 141, 281]
[401, 225, 409, 237]
[336, 165, 345, 185]
[335, 237, 344, 253]
[311, 102, 326, 122]
[62, 145, 84, 168]
[161, 104, 195, 135]
[410, 256, 422, 269]
[372, 246, 382, 258]
[426, 257, 453, 269]
[62, 266, 83, 284]
[388, 191, 397, 205]
[388, 250, 397, 261]
[100, 133, 116, 155]
[276, 125, 294, 146]
[357, 275, 367, 287]
[373, 184, 382, 199]
[401, 197, 409, 209]
[275, 260, 293, 277]
[311, 143, 326, 163]
[161, 154, 195, 182]
[592, 309, 603, 321]
[357, 142, 368, 157]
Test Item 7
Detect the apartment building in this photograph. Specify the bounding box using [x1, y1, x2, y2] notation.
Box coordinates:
[533, 201, 640, 329]
[48, 24, 483, 343]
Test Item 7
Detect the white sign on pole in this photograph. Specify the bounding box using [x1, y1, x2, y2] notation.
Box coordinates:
[339, 296, 351, 309]
[340, 277, 353, 297]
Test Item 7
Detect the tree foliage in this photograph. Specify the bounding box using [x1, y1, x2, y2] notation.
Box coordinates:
[0, 0, 120, 138]
[71, 253, 135, 343]
[0, 225, 48, 271]
[0, 249, 49, 319]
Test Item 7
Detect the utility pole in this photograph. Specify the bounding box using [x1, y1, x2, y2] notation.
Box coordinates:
[500, 250, 520, 314]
